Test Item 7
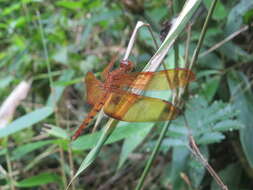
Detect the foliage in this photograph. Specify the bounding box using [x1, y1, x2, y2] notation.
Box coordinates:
[0, 0, 253, 189]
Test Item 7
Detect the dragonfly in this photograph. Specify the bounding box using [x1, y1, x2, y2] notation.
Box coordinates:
[72, 59, 195, 140]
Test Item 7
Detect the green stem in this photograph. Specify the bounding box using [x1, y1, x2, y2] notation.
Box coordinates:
[135, 121, 172, 190]
[36, 10, 54, 90]
[189, 0, 218, 69]
[5, 139, 15, 190]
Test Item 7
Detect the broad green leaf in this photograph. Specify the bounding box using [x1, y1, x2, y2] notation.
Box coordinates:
[117, 124, 153, 169]
[146, 7, 168, 24]
[211, 163, 242, 190]
[228, 71, 253, 167]
[225, 0, 253, 35]
[0, 107, 53, 138]
[166, 147, 190, 189]
[11, 140, 54, 160]
[16, 172, 61, 187]
[219, 42, 253, 63]
[71, 123, 154, 150]
[198, 52, 223, 69]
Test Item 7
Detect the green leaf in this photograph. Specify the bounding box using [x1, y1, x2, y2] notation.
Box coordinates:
[52, 46, 68, 64]
[225, 0, 253, 35]
[68, 119, 118, 188]
[157, 138, 187, 153]
[169, 96, 241, 145]
[243, 9, 253, 24]
[213, 120, 244, 131]
[198, 132, 225, 144]
[188, 146, 208, 188]
[200, 76, 221, 102]
[198, 52, 223, 69]
[117, 124, 153, 169]
[219, 42, 253, 62]
[56, 1, 83, 10]
[44, 125, 69, 139]
[0, 107, 54, 138]
[11, 140, 54, 160]
[53, 77, 83, 87]
[211, 163, 241, 190]
[2, 3, 21, 16]
[16, 172, 61, 187]
[166, 147, 190, 189]
[0, 76, 13, 89]
[228, 71, 253, 167]
[71, 123, 154, 150]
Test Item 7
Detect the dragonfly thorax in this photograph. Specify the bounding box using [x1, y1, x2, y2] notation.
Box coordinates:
[119, 60, 134, 72]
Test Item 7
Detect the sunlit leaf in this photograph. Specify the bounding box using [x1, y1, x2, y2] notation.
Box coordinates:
[117, 123, 153, 169]
[0, 107, 53, 138]
[16, 172, 62, 187]
[12, 140, 54, 160]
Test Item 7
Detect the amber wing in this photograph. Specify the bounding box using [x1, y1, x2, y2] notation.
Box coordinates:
[112, 69, 195, 90]
[85, 72, 105, 106]
[103, 91, 179, 122]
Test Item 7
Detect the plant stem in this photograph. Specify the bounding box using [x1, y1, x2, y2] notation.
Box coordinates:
[36, 10, 53, 90]
[189, 0, 218, 69]
[5, 140, 15, 190]
[135, 121, 172, 190]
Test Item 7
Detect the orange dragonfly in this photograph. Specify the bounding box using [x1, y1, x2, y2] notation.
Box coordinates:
[72, 59, 195, 140]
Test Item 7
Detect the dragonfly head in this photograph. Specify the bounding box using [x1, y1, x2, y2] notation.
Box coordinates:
[120, 60, 134, 72]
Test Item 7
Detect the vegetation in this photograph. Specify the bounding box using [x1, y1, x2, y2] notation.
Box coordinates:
[0, 0, 253, 189]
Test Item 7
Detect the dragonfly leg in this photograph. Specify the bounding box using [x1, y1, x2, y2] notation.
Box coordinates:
[101, 55, 118, 80]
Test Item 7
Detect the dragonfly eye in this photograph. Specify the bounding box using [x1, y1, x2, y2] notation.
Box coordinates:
[120, 60, 134, 71]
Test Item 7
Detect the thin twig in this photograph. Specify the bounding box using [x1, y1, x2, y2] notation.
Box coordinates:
[189, 0, 218, 70]
[5, 145, 15, 190]
[185, 23, 192, 68]
[199, 25, 250, 58]
[188, 136, 228, 190]
[182, 114, 228, 190]
[59, 146, 68, 188]
[66, 103, 76, 190]
[55, 109, 68, 189]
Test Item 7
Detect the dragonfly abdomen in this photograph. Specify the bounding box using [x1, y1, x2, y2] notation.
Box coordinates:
[72, 94, 108, 140]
